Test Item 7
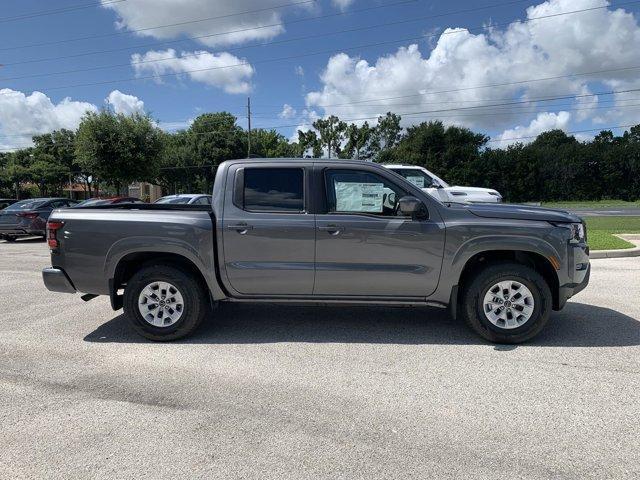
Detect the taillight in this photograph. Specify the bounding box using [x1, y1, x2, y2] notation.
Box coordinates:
[47, 221, 64, 249]
[17, 212, 38, 219]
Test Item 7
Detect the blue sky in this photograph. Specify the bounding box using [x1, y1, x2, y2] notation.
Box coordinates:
[1, 0, 640, 150]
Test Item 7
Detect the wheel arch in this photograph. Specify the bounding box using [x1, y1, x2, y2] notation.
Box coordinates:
[455, 250, 560, 313]
[109, 250, 226, 310]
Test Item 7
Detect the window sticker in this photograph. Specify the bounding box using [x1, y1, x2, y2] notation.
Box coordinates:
[406, 176, 425, 188]
[335, 181, 384, 212]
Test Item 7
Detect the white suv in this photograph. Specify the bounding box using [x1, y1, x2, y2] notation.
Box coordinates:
[384, 165, 502, 203]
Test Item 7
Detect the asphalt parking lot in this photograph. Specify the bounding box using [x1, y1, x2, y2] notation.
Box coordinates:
[0, 239, 638, 479]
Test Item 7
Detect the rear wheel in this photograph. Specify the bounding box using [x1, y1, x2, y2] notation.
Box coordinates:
[4, 236, 16, 243]
[123, 264, 208, 341]
[461, 262, 551, 344]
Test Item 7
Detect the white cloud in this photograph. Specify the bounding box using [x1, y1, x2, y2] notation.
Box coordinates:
[294, 65, 305, 77]
[106, 90, 145, 115]
[279, 104, 297, 119]
[305, 0, 640, 135]
[493, 111, 572, 147]
[101, 0, 314, 47]
[332, 0, 356, 11]
[0, 89, 97, 150]
[131, 49, 254, 94]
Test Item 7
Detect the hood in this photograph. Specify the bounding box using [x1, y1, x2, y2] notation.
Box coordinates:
[446, 186, 499, 194]
[466, 202, 582, 223]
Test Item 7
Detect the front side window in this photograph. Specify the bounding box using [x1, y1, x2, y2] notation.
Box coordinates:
[243, 168, 304, 212]
[325, 170, 407, 217]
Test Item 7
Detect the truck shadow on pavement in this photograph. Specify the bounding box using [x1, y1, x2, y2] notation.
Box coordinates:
[84, 302, 640, 348]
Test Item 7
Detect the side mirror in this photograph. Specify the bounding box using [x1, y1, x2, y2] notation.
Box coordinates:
[431, 179, 442, 188]
[398, 195, 428, 219]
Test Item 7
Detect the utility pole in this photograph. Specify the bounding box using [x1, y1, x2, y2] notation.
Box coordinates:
[247, 96, 252, 158]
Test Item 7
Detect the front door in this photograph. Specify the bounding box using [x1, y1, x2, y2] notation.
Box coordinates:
[221, 164, 315, 296]
[314, 167, 445, 298]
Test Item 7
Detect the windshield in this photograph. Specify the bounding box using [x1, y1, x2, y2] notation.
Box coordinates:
[155, 196, 192, 204]
[390, 168, 450, 188]
[4, 199, 46, 211]
[76, 198, 112, 207]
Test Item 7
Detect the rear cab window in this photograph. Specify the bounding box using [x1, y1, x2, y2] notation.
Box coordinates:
[241, 168, 305, 213]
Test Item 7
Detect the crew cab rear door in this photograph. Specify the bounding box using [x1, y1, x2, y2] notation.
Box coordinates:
[313, 165, 445, 298]
[221, 163, 315, 295]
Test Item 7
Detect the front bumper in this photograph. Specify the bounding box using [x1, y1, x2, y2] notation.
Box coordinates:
[558, 264, 590, 309]
[42, 267, 76, 294]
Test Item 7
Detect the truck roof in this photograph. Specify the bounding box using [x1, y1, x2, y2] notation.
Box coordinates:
[221, 158, 383, 167]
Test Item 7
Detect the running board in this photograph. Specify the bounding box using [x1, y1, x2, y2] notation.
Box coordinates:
[224, 297, 447, 308]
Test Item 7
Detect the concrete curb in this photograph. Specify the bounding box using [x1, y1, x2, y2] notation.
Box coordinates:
[590, 234, 640, 259]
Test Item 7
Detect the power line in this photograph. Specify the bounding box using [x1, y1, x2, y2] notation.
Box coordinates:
[1, 94, 640, 142]
[249, 88, 640, 116]
[1, 88, 639, 143]
[4, 7, 640, 97]
[0, 0, 422, 62]
[486, 124, 637, 144]
[2, 1, 634, 81]
[0, 0, 534, 56]
[249, 105, 640, 130]
[0, 0, 125, 24]
[0, 123, 636, 153]
[0, 0, 326, 51]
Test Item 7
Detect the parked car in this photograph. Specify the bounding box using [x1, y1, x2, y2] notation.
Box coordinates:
[0, 199, 18, 210]
[1, 198, 78, 242]
[74, 197, 144, 207]
[154, 194, 212, 205]
[384, 165, 502, 203]
[43, 158, 589, 344]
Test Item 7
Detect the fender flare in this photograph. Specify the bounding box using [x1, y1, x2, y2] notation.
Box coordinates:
[105, 236, 227, 303]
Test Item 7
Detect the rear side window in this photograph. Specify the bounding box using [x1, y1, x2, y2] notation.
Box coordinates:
[243, 168, 304, 212]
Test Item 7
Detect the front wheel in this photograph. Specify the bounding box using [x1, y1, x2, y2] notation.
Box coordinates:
[3, 236, 17, 243]
[461, 263, 552, 344]
[123, 264, 208, 341]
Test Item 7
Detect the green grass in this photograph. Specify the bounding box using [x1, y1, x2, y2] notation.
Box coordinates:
[543, 199, 640, 209]
[585, 217, 640, 251]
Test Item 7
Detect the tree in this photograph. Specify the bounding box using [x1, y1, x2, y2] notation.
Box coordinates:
[75, 111, 164, 193]
[31, 129, 78, 197]
[250, 129, 298, 158]
[297, 130, 322, 158]
[313, 115, 347, 158]
[2, 149, 33, 199]
[370, 112, 403, 158]
[187, 113, 246, 189]
[380, 121, 488, 187]
[341, 122, 374, 160]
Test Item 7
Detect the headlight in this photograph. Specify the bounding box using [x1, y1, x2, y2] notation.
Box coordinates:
[569, 222, 586, 244]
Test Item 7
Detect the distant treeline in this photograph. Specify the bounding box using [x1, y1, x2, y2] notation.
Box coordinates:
[1, 110, 639, 202]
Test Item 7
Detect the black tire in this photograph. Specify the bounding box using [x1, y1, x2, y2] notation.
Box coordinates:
[123, 264, 208, 341]
[460, 262, 552, 344]
[4, 236, 17, 243]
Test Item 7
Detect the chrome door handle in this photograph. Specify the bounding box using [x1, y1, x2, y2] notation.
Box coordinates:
[318, 224, 343, 235]
[227, 224, 253, 234]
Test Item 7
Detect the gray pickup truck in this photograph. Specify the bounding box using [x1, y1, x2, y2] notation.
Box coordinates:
[42, 159, 590, 343]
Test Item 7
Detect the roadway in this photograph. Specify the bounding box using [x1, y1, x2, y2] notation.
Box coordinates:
[1, 240, 638, 479]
